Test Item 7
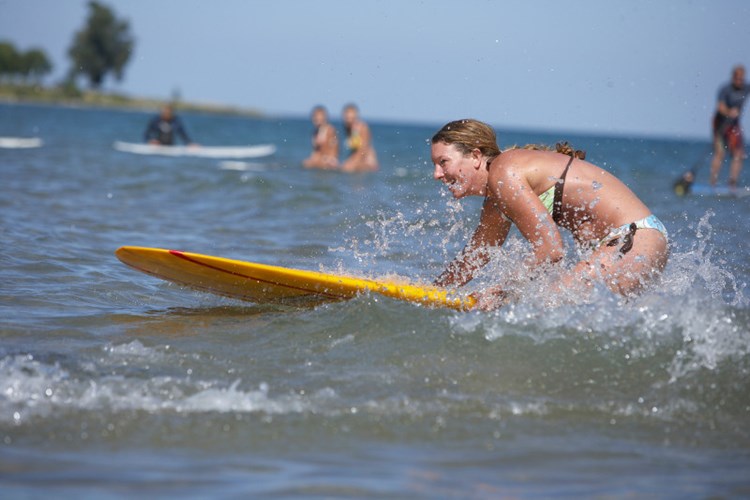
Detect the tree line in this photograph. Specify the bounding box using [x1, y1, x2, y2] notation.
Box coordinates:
[0, 42, 52, 84]
[1, 1, 134, 90]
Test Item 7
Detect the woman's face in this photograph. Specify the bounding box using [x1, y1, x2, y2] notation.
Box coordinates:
[311, 109, 326, 126]
[342, 107, 357, 126]
[431, 141, 484, 199]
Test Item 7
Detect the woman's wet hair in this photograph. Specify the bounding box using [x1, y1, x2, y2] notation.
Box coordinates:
[431, 119, 501, 161]
[517, 141, 586, 160]
[432, 118, 585, 161]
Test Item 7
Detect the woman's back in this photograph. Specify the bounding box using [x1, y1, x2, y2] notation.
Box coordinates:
[492, 148, 652, 242]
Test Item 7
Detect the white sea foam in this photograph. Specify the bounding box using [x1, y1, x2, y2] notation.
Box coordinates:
[0, 350, 341, 424]
[102, 339, 170, 360]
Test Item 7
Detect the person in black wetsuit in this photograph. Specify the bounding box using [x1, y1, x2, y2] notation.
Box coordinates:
[144, 104, 194, 145]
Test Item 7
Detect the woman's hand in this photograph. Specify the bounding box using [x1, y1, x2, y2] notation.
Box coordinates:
[470, 285, 514, 311]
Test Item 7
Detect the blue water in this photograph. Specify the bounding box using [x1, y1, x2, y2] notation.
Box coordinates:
[1, 102, 749, 498]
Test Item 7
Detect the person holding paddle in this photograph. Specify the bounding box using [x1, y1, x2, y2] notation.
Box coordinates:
[709, 65, 750, 188]
[430, 119, 669, 310]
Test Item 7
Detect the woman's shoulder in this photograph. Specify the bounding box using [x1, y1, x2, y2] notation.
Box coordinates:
[492, 149, 570, 187]
[487, 150, 532, 190]
[354, 120, 369, 132]
[493, 148, 552, 172]
[497, 148, 531, 162]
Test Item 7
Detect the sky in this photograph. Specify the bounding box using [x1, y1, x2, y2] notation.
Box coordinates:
[1, 0, 749, 139]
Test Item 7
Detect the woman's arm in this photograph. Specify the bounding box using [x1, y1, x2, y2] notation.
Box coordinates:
[175, 118, 193, 144]
[493, 164, 565, 267]
[144, 117, 158, 142]
[461, 162, 567, 310]
[434, 196, 511, 287]
[358, 122, 372, 151]
[327, 125, 339, 150]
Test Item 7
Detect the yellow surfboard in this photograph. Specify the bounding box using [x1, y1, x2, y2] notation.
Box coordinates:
[115, 246, 475, 311]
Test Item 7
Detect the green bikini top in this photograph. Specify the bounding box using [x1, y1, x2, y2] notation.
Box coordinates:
[497, 155, 574, 224]
[541, 155, 574, 224]
[538, 184, 556, 214]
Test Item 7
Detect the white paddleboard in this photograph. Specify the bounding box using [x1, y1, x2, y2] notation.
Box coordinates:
[0, 137, 43, 149]
[687, 183, 750, 198]
[113, 141, 276, 159]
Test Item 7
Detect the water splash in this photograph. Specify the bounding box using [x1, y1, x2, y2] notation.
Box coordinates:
[665, 210, 746, 306]
[455, 212, 748, 390]
[348, 202, 749, 391]
[333, 197, 472, 274]
[315, 175, 750, 419]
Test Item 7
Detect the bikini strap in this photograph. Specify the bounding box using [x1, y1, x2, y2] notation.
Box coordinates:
[606, 222, 638, 254]
[552, 156, 574, 224]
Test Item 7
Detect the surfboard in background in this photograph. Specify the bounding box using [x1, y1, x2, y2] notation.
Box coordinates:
[115, 246, 475, 311]
[113, 141, 276, 159]
[0, 137, 43, 149]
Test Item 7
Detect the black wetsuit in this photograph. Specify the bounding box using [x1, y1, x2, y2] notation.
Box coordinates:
[144, 115, 192, 145]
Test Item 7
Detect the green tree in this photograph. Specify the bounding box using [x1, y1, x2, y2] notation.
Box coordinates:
[68, 1, 134, 89]
[0, 41, 21, 82]
[20, 48, 53, 83]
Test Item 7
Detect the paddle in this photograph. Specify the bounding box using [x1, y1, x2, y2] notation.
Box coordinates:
[673, 149, 710, 196]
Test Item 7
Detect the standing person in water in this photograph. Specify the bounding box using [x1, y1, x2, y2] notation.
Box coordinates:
[303, 105, 339, 169]
[430, 119, 668, 310]
[341, 103, 379, 172]
[144, 104, 195, 146]
[709, 65, 750, 187]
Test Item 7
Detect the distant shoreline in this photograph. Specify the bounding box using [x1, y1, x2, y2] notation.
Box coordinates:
[0, 83, 265, 118]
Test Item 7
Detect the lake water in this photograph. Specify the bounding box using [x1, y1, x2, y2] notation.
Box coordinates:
[1, 102, 749, 498]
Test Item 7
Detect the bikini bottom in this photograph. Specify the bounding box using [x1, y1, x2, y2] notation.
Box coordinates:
[598, 214, 668, 254]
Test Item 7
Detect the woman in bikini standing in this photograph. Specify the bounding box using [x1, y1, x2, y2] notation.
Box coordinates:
[430, 119, 669, 309]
